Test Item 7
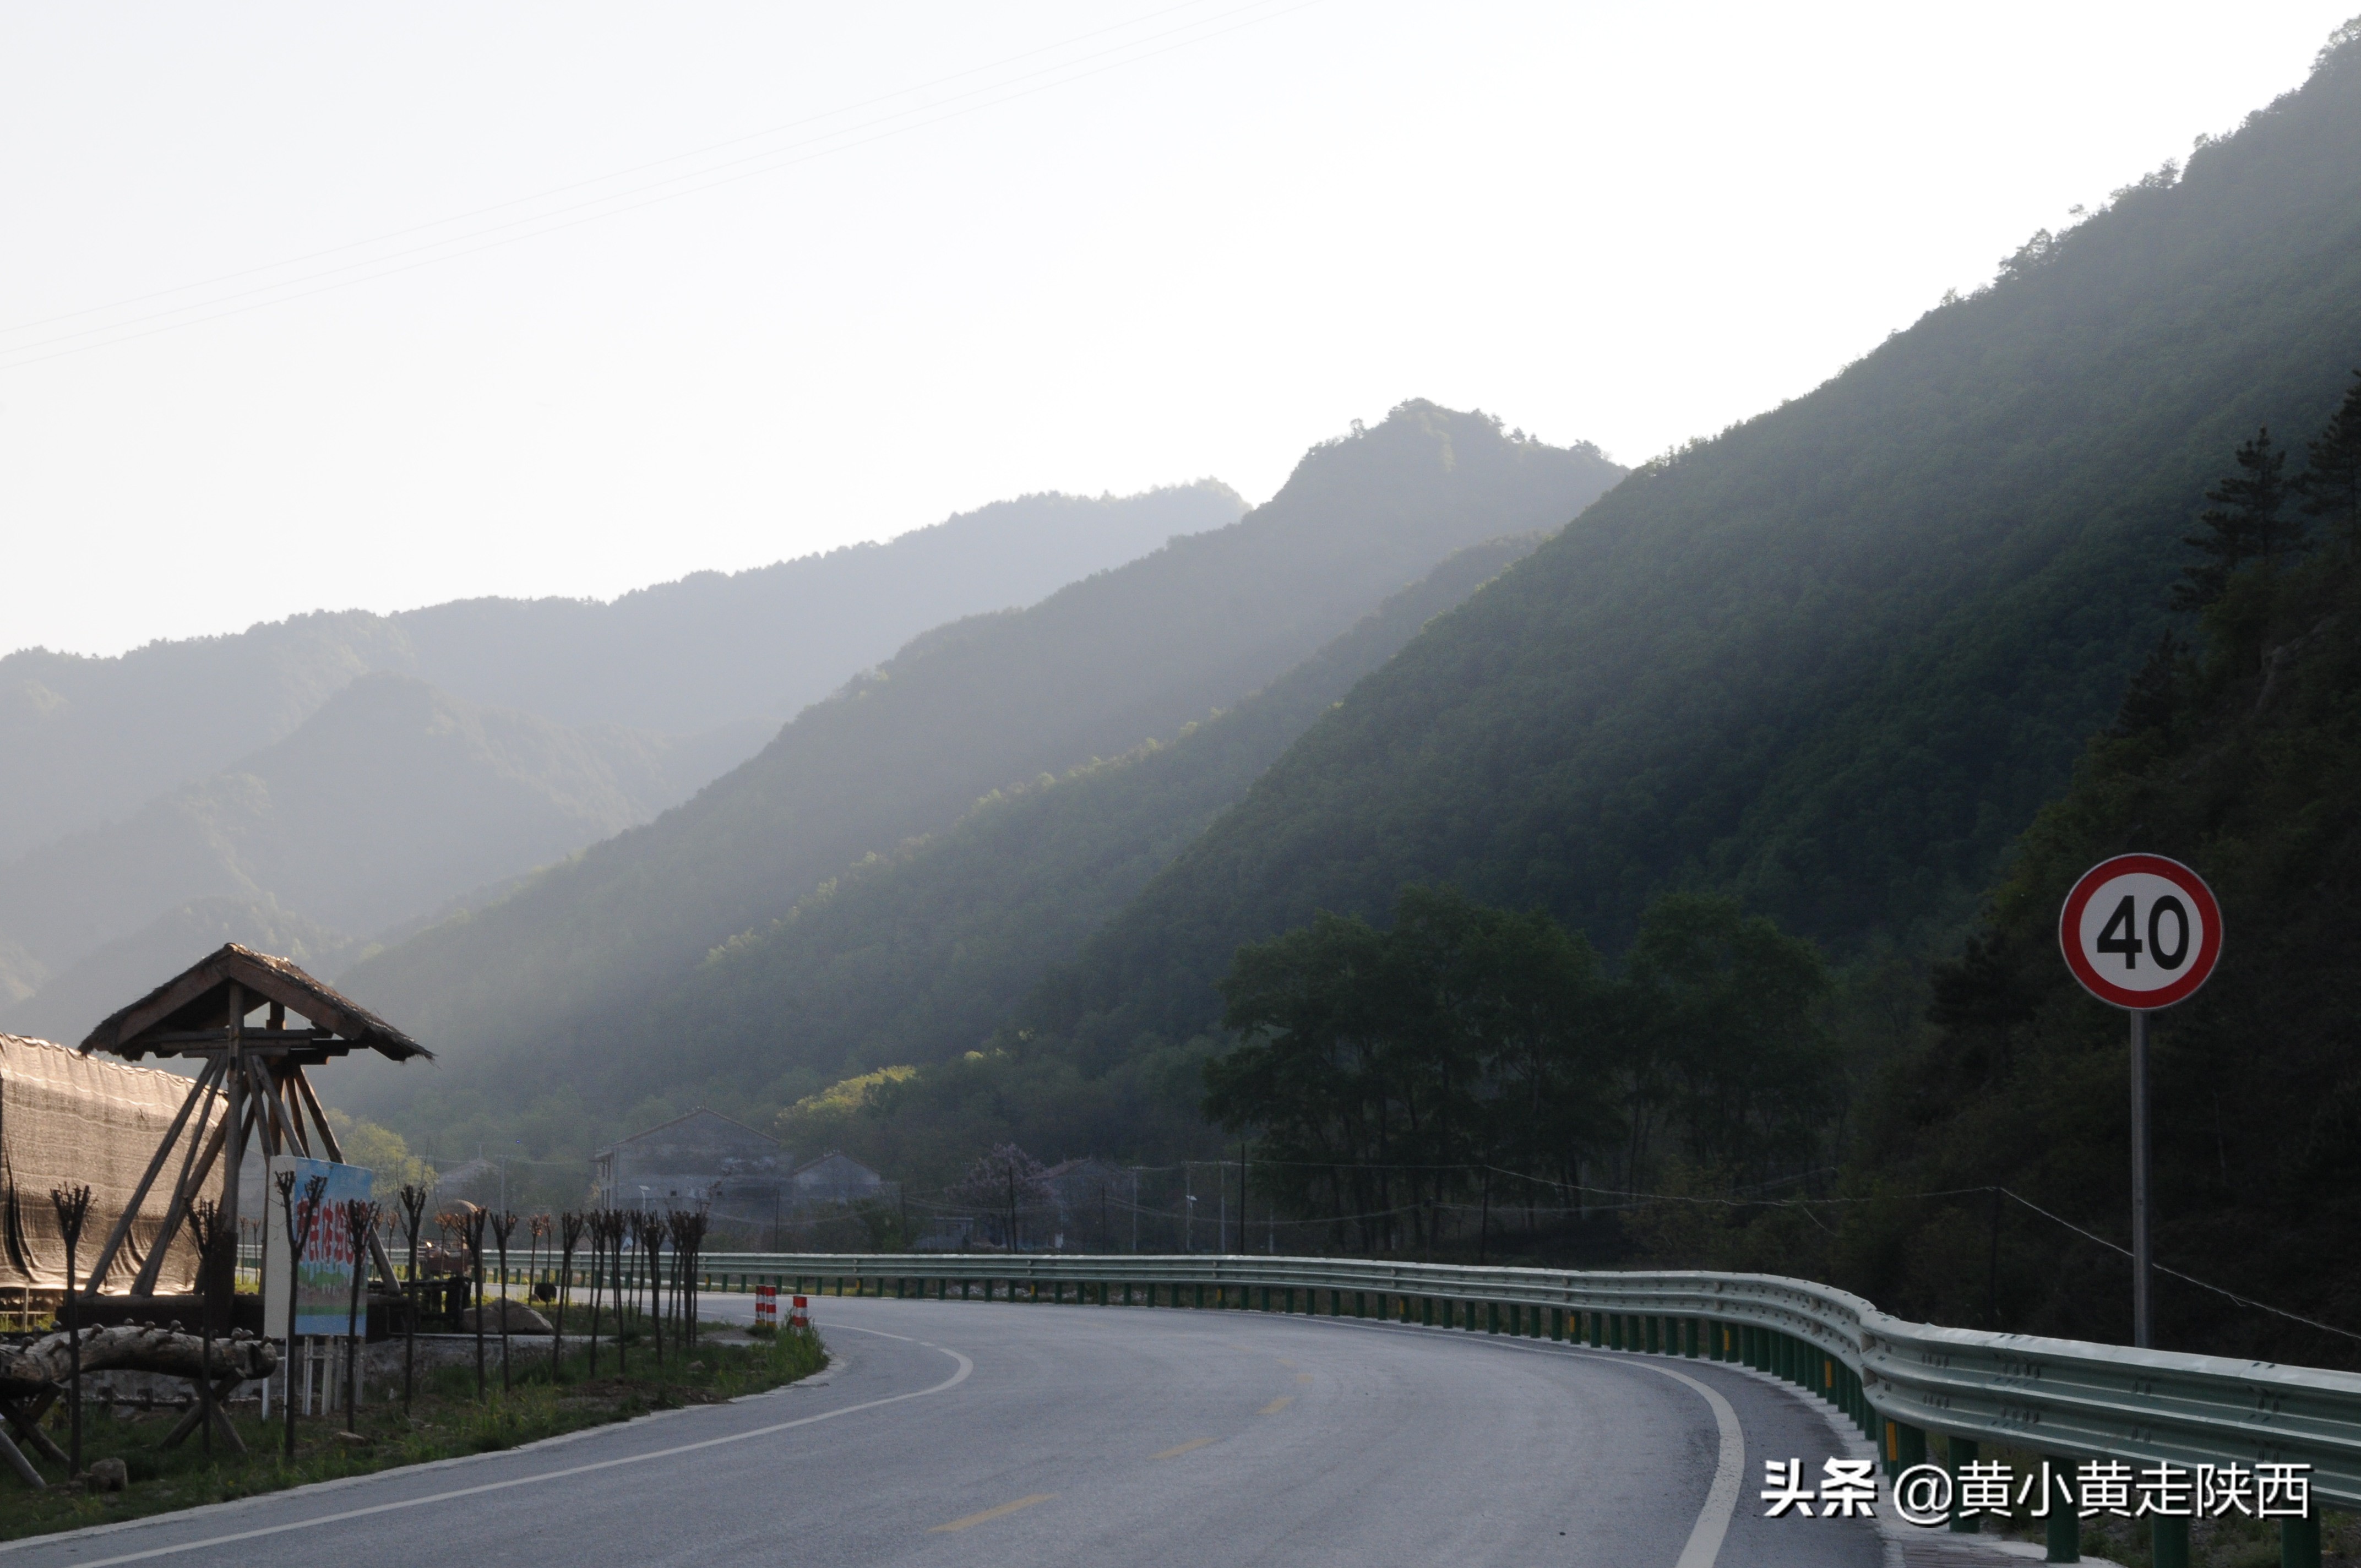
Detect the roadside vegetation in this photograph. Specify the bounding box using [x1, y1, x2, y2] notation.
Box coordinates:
[0, 1317, 823, 1543]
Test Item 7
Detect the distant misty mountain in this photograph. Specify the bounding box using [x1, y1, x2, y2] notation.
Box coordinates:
[336, 404, 1625, 1103]
[589, 532, 1552, 1113]
[0, 673, 715, 1031]
[0, 482, 1242, 1040]
[0, 482, 1244, 863]
[2, 897, 353, 1045]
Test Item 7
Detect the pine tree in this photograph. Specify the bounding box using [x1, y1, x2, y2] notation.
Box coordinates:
[2297, 370, 2361, 549]
[2108, 630, 2187, 738]
[2174, 427, 2298, 611]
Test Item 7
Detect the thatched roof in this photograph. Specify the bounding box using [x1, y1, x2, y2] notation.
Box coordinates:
[79, 943, 430, 1064]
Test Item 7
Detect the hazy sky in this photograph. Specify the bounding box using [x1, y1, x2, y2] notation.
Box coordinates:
[4, 2, 2353, 658]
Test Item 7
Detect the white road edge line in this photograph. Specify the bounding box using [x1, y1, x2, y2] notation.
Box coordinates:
[21, 1328, 972, 1568]
[1636, 1362, 1746, 1568]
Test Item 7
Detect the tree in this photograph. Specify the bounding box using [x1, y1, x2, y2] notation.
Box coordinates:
[2175, 428, 2299, 610]
[953, 1144, 1050, 1251]
[1206, 885, 1612, 1253]
[1623, 894, 1835, 1184]
[2297, 370, 2361, 548]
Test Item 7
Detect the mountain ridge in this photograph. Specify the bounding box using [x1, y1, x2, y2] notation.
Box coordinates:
[336, 405, 1625, 1106]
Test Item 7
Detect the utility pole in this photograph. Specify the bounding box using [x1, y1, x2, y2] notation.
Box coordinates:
[1236, 1142, 1247, 1255]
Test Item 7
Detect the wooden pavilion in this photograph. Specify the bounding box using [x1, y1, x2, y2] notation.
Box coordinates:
[75, 944, 431, 1299]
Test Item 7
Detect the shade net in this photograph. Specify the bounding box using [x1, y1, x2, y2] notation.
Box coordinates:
[1, 1034, 223, 1292]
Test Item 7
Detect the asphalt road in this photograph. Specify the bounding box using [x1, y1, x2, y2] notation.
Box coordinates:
[2, 1295, 1889, 1567]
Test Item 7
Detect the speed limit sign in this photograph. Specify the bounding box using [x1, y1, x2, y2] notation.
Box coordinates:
[2059, 853, 2222, 1010]
[2059, 852, 2221, 1352]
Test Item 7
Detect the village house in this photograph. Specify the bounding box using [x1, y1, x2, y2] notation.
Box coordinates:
[589, 1109, 893, 1244]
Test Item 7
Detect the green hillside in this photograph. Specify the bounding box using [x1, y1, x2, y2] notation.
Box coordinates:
[1832, 414, 2361, 1364]
[536, 534, 1547, 1113]
[999, 32, 2361, 1090]
[0, 484, 1238, 862]
[338, 407, 1623, 1105]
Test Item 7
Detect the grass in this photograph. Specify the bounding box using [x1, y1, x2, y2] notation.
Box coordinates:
[0, 1312, 825, 1543]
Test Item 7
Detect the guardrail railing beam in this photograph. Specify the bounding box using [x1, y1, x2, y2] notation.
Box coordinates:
[687, 1250, 2361, 1513]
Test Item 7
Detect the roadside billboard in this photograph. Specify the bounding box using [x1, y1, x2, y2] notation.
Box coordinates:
[262, 1155, 373, 1338]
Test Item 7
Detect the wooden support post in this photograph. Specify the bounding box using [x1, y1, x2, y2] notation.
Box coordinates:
[0, 1422, 40, 1490]
[87, 1058, 222, 1292]
[2, 1391, 67, 1467]
[159, 1374, 249, 1455]
[213, 986, 247, 1303]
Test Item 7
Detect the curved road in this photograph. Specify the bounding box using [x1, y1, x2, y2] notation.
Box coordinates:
[3, 1296, 1891, 1567]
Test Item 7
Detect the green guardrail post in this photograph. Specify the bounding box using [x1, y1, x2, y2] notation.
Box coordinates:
[2043, 1456, 2079, 1562]
[1588, 1311, 1603, 1348]
[2281, 1516, 2321, 1568]
[1484, 1302, 1498, 1335]
[1946, 1438, 1979, 1534]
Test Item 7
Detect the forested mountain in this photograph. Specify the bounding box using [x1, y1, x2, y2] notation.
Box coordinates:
[514, 533, 1547, 1113]
[0, 483, 1239, 862]
[1833, 386, 2361, 1363]
[336, 407, 1624, 1108]
[983, 31, 2361, 1102]
[0, 673, 717, 1032]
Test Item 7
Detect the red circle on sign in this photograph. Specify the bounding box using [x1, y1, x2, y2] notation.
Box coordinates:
[2058, 853, 2222, 1010]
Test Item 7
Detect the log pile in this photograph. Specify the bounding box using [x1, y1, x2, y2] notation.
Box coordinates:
[0, 1324, 277, 1395]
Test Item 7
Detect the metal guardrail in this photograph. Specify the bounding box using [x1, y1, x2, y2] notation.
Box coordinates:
[691, 1251, 2361, 1511]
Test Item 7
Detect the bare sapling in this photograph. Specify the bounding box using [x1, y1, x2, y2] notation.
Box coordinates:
[342, 1200, 379, 1433]
[491, 1211, 518, 1393]
[186, 1198, 226, 1456]
[396, 1183, 428, 1413]
[275, 1171, 328, 1461]
[48, 1184, 93, 1476]
[555, 1212, 584, 1379]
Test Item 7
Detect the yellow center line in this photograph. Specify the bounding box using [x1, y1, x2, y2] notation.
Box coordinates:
[1259, 1395, 1294, 1415]
[1275, 1357, 1297, 1368]
[1152, 1437, 1218, 1460]
[1294, 1372, 1313, 1384]
[929, 1494, 1057, 1533]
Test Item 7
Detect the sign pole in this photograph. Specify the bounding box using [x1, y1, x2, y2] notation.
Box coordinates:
[2060, 853, 2219, 1355]
[2129, 1008, 2152, 1349]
